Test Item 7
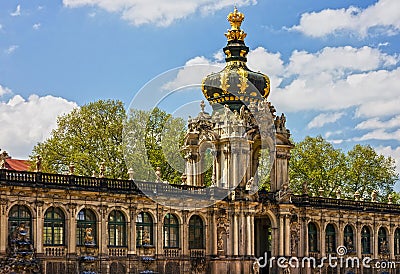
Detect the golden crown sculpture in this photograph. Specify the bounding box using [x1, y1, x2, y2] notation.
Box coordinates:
[227, 7, 245, 30]
[225, 7, 247, 41]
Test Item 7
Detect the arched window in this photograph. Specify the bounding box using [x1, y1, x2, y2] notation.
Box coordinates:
[136, 212, 153, 246]
[77, 208, 96, 246]
[308, 222, 318, 252]
[44, 207, 65, 246]
[8, 205, 32, 241]
[344, 225, 354, 252]
[378, 227, 389, 254]
[163, 213, 179, 248]
[395, 228, 400, 255]
[108, 210, 127, 247]
[189, 215, 204, 249]
[325, 224, 336, 253]
[361, 226, 371, 254]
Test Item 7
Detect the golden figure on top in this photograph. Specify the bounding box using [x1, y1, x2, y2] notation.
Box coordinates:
[227, 7, 245, 30]
[225, 7, 247, 41]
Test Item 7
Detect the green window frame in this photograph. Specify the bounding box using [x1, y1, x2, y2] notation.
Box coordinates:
[108, 210, 127, 247]
[361, 226, 371, 254]
[325, 224, 336, 253]
[344, 225, 354, 252]
[76, 208, 97, 246]
[378, 227, 388, 254]
[308, 222, 318, 252]
[163, 213, 179, 248]
[44, 207, 65, 246]
[136, 212, 153, 246]
[8, 205, 32, 242]
[189, 215, 204, 249]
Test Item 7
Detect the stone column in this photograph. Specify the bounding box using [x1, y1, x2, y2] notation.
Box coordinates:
[232, 148, 237, 189]
[35, 201, 44, 254]
[246, 213, 251, 256]
[279, 215, 284, 256]
[0, 199, 8, 255]
[233, 212, 238, 256]
[212, 210, 217, 256]
[182, 211, 188, 257]
[67, 203, 77, 254]
[99, 206, 108, 256]
[284, 215, 290, 257]
[157, 211, 163, 255]
[338, 220, 344, 250]
[374, 226, 379, 259]
[129, 207, 136, 256]
[250, 214, 255, 256]
[320, 221, 326, 258]
[390, 224, 395, 261]
[356, 222, 361, 260]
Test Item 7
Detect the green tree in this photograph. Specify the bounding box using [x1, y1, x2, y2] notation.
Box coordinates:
[124, 108, 186, 183]
[289, 135, 346, 197]
[31, 100, 186, 182]
[289, 136, 399, 202]
[31, 100, 126, 178]
[345, 144, 398, 201]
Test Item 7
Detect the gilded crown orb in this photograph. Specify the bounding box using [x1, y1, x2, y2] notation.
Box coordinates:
[202, 7, 271, 113]
[227, 7, 245, 30]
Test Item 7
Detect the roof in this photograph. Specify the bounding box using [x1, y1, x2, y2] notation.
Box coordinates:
[5, 159, 30, 171]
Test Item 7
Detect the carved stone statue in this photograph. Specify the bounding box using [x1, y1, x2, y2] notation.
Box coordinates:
[35, 155, 42, 172]
[84, 227, 94, 245]
[142, 230, 151, 245]
[245, 177, 254, 191]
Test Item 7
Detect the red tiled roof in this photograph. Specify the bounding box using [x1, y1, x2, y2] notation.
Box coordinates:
[5, 159, 30, 171]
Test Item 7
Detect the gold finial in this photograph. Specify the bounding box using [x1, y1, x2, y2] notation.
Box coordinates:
[225, 7, 247, 41]
[227, 6, 245, 30]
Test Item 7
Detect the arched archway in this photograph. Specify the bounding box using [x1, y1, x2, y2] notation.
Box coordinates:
[255, 215, 273, 274]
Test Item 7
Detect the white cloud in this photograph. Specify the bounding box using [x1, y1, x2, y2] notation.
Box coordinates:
[356, 116, 400, 130]
[0, 24, 3, 30]
[162, 57, 223, 91]
[289, 0, 400, 37]
[307, 112, 344, 129]
[271, 46, 399, 115]
[0, 85, 12, 97]
[375, 145, 400, 176]
[325, 130, 343, 138]
[5, 45, 19, 54]
[32, 23, 41, 30]
[354, 129, 400, 141]
[63, 0, 256, 27]
[10, 4, 21, 17]
[174, 45, 399, 123]
[286, 46, 397, 76]
[0, 94, 78, 158]
[355, 98, 400, 118]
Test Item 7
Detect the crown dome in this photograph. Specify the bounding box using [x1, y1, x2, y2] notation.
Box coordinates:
[202, 8, 270, 112]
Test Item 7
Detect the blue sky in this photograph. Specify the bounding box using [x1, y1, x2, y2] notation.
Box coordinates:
[0, 0, 399, 183]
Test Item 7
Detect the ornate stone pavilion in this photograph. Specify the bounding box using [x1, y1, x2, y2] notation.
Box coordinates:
[1, 8, 400, 274]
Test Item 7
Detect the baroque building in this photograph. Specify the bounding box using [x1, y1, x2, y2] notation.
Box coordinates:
[1, 8, 400, 274]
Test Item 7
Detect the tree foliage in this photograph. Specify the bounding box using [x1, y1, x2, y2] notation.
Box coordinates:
[31, 100, 126, 178]
[289, 136, 399, 202]
[124, 108, 186, 183]
[31, 100, 186, 182]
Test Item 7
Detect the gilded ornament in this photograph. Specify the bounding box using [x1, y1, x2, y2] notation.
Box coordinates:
[224, 7, 247, 41]
[237, 68, 248, 94]
[220, 70, 230, 94]
[239, 50, 247, 57]
[263, 75, 271, 97]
